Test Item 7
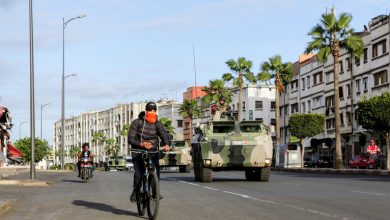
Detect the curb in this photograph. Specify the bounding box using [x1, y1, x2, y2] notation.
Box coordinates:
[0, 200, 10, 215]
[0, 179, 52, 187]
[271, 167, 390, 176]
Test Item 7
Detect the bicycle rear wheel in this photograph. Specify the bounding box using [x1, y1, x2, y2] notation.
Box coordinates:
[146, 171, 160, 220]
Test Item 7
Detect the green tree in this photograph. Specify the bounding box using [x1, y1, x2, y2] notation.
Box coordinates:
[92, 131, 107, 162]
[105, 138, 119, 157]
[69, 146, 81, 164]
[289, 114, 325, 168]
[257, 55, 293, 147]
[356, 92, 390, 170]
[120, 124, 131, 136]
[222, 57, 256, 122]
[305, 9, 363, 169]
[14, 137, 50, 163]
[159, 117, 175, 136]
[202, 79, 233, 112]
[179, 99, 203, 143]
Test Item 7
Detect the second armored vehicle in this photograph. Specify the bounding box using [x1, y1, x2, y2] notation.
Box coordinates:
[192, 112, 273, 182]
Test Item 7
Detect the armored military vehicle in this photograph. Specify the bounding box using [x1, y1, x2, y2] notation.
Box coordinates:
[107, 155, 126, 171]
[192, 111, 273, 182]
[159, 140, 192, 173]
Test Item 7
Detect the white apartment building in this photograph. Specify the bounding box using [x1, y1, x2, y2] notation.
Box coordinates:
[280, 14, 390, 163]
[53, 100, 183, 164]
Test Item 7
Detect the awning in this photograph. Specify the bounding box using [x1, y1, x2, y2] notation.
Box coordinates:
[7, 143, 23, 158]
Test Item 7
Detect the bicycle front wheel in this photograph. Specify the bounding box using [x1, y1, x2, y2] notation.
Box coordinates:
[146, 171, 160, 220]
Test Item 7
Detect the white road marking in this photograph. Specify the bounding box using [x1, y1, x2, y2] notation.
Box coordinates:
[202, 186, 219, 191]
[172, 178, 350, 219]
[351, 191, 387, 196]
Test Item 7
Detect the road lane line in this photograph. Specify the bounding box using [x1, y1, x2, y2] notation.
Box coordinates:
[222, 190, 250, 198]
[202, 186, 219, 191]
[173, 178, 350, 219]
[351, 191, 387, 196]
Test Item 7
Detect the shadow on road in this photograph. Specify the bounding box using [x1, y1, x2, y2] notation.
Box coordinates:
[72, 200, 139, 216]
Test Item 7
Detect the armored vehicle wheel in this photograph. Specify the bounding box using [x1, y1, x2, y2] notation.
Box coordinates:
[260, 167, 271, 182]
[245, 168, 260, 181]
[200, 167, 212, 182]
[180, 165, 191, 173]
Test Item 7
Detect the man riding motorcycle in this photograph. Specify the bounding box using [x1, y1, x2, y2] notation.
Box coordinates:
[77, 142, 95, 177]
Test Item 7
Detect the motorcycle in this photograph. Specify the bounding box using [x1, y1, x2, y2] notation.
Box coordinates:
[80, 156, 93, 183]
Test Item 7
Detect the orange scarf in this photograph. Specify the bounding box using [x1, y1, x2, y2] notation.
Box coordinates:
[145, 111, 157, 123]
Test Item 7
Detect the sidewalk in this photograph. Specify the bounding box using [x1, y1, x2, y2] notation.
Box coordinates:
[272, 167, 390, 176]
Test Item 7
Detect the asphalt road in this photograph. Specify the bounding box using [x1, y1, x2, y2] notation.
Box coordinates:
[1, 170, 390, 220]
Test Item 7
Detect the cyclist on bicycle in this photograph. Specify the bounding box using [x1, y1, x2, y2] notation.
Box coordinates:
[128, 102, 171, 203]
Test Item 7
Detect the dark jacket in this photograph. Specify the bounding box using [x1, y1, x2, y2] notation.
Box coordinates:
[128, 111, 170, 151]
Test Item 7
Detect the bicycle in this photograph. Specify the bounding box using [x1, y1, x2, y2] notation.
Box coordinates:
[131, 149, 160, 220]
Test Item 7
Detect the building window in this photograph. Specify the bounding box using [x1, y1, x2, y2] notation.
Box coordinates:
[355, 56, 360, 66]
[346, 84, 351, 97]
[255, 101, 263, 109]
[242, 102, 245, 110]
[271, 101, 276, 110]
[313, 96, 323, 109]
[363, 48, 368, 62]
[307, 100, 311, 112]
[346, 57, 351, 70]
[326, 71, 334, 83]
[346, 112, 352, 124]
[339, 61, 344, 73]
[339, 86, 344, 99]
[232, 104, 235, 111]
[313, 72, 323, 85]
[356, 79, 361, 93]
[301, 102, 306, 113]
[340, 113, 344, 126]
[290, 80, 298, 91]
[307, 76, 311, 88]
[362, 77, 368, 91]
[270, 119, 276, 125]
[326, 118, 335, 130]
[372, 39, 387, 58]
[325, 95, 334, 108]
[373, 70, 388, 86]
[291, 103, 298, 114]
[301, 78, 306, 90]
[177, 120, 183, 128]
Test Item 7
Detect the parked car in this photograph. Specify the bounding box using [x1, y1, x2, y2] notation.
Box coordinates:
[316, 156, 332, 168]
[304, 158, 315, 168]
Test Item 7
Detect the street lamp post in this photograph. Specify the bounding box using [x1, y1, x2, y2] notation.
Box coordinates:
[61, 14, 85, 170]
[19, 121, 27, 140]
[40, 103, 51, 140]
[29, 0, 36, 180]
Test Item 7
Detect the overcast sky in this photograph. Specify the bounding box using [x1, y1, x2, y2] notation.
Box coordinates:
[1, 0, 390, 145]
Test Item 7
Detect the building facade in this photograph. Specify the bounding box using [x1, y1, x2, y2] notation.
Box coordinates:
[280, 14, 390, 164]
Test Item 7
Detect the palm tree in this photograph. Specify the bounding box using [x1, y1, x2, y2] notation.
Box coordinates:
[179, 99, 203, 143]
[69, 146, 81, 164]
[202, 79, 233, 113]
[159, 117, 175, 136]
[222, 57, 256, 122]
[92, 131, 107, 162]
[120, 124, 131, 137]
[257, 55, 293, 147]
[305, 8, 363, 169]
[105, 138, 119, 157]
